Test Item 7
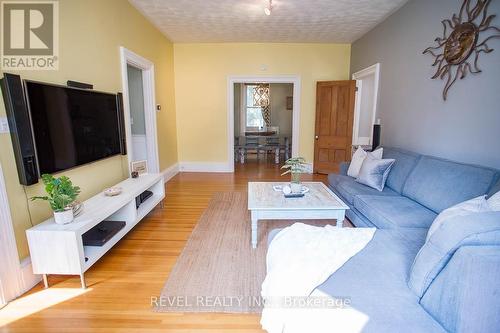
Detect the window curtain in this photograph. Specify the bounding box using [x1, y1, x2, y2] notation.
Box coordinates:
[253, 84, 271, 127]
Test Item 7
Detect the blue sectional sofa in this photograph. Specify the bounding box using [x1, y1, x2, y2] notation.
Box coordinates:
[269, 222, 500, 332]
[328, 147, 500, 229]
[267, 147, 500, 332]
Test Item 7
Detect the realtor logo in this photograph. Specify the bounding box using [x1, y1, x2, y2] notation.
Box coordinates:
[1, 1, 59, 70]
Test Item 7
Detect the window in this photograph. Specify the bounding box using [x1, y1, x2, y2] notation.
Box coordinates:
[244, 85, 264, 129]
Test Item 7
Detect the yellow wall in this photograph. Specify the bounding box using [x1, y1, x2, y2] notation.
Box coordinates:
[0, 0, 178, 259]
[174, 43, 351, 163]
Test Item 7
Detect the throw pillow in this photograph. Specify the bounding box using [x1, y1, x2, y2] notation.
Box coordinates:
[487, 191, 500, 211]
[347, 147, 383, 178]
[355, 154, 395, 191]
[426, 195, 490, 241]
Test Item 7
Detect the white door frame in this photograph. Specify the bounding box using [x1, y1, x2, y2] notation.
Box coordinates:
[119, 46, 160, 174]
[352, 63, 380, 146]
[0, 163, 23, 305]
[227, 75, 301, 172]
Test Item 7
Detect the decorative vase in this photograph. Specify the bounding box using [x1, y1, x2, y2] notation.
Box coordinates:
[54, 209, 74, 225]
[290, 182, 302, 193]
[290, 172, 302, 193]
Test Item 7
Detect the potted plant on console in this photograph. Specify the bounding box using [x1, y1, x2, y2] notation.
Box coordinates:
[31, 174, 81, 225]
[281, 157, 308, 193]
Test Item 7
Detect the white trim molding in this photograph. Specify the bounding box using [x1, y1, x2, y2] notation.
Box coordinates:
[0, 163, 28, 305]
[352, 63, 380, 146]
[179, 162, 232, 173]
[161, 163, 179, 183]
[227, 75, 301, 173]
[19, 258, 41, 293]
[120, 47, 160, 174]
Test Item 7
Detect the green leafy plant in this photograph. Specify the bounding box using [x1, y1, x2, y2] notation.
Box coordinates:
[281, 157, 308, 183]
[31, 174, 81, 212]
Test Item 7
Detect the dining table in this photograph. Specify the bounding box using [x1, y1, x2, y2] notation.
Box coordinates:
[234, 135, 290, 164]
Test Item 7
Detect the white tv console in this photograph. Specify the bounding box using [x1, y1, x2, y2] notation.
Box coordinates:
[26, 173, 165, 289]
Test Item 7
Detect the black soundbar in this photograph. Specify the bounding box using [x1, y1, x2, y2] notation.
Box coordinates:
[67, 80, 93, 90]
[0, 73, 39, 185]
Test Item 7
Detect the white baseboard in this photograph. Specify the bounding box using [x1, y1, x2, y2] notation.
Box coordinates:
[178, 162, 232, 173]
[161, 163, 179, 183]
[20, 257, 41, 292]
[305, 162, 314, 174]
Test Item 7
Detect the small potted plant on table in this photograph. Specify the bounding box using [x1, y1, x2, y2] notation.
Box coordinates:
[281, 157, 308, 193]
[31, 174, 81, 225]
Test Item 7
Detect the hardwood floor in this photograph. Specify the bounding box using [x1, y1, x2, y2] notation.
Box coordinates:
[0, 161, 330, 333]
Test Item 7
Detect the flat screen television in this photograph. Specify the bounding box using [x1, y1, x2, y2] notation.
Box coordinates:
[24, 81, 122, 174]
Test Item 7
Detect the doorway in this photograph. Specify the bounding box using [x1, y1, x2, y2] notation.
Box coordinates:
[352, 63, 380, 147]
[234, 82, 294, 166]
[127, 64, 148, 162]
[0, 163, 22, 306]
[120, 47, 159, 174]
[227, 76, 301, 173]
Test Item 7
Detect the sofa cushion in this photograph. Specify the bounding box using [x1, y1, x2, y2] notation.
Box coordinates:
[328, 173, 348, 188]
[316, 229, 446, 333]
[354, 195, 437, 229]
[420, 246, 500, 333]
[268, 228, 444, 332]
[339, 162, 350, 176]
[402, 156, 497, 213]
[408, 211, 500, 298]
[348, 147, 383, 178]
[355, 154, 395, 191]
[382, 147, 421, 194]
[488, 173, 500, 198]
[333, 175, 398, 205]
[426, 195, 489, 241]
[346, 206, 376, 228]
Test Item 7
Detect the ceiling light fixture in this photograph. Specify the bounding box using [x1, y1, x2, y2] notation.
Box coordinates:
[264, 0, 272, 16]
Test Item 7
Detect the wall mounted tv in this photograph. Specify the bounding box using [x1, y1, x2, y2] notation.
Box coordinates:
[25, 81, 124, 175]
[0, 73, 126, 185]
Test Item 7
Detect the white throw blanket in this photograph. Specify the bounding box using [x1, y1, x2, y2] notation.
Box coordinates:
[261, 223, 376, 333]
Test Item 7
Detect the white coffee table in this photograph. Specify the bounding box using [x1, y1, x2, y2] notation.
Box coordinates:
[247, 182, 349, 248]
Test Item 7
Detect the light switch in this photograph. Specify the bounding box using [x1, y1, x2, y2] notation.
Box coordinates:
[0, 117, 9, 133]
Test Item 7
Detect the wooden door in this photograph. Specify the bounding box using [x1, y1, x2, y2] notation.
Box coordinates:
[314, 80, 356, 174]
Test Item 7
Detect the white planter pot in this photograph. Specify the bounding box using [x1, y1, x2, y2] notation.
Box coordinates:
[54, 209, 74, 225]
[290, 182, 302, 193]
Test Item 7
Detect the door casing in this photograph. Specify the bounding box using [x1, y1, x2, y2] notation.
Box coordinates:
[119, 47, 160, 174]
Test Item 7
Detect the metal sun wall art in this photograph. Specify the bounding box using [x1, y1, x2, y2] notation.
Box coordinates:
[423, 0, 500, 100]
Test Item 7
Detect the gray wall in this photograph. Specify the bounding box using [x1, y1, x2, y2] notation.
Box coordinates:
[351, 0, 500, 169]
[127, 65, 146, 135]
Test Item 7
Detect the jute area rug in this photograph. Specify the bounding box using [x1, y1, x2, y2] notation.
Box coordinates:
[155, 191, 342, 313]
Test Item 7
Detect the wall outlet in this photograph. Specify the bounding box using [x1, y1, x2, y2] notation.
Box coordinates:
[0, 117, 9, 133]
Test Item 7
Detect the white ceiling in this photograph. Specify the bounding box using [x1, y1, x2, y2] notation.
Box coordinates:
[128, 0, 409, 43]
